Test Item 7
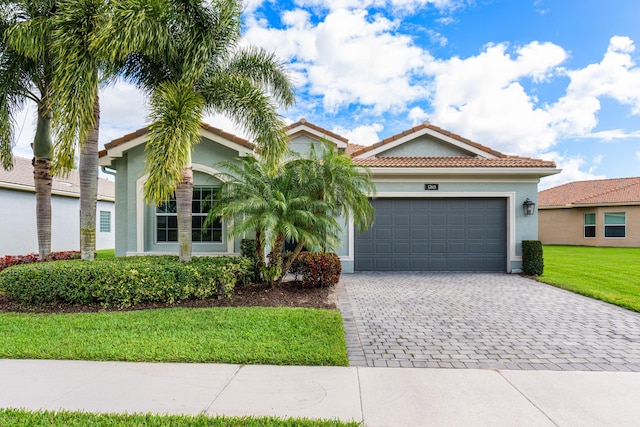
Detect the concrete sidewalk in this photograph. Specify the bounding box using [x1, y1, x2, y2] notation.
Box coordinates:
[2, 360, 640, 426]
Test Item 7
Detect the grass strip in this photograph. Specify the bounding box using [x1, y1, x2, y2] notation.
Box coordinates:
[0, 409, 361, 426]
[95, 248, 115, 258]
[538, 245, 640, 313]
[0, 307, 348, 366]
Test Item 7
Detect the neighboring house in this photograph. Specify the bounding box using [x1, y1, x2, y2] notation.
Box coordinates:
[99, 119, 559, 273]
[0, 156, 115, 256]
[538, 177, 640, 247]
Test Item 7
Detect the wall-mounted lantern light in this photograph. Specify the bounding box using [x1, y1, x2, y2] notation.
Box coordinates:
[523, 198, 536, 216]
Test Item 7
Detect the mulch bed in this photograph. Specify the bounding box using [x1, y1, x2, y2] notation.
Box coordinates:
[0, 282, 337, 314]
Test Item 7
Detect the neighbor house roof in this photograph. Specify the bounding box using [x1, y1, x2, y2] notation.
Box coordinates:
[0, 156, 115, 201]
[352, 156, 557, 169]
[539, 177, 640, 208]
[350, 121, 506, 159]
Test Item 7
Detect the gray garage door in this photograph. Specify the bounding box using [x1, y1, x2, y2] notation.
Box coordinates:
[355, 198, 507, 271]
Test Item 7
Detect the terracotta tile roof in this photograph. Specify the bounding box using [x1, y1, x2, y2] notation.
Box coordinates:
[101, 122, 254, 155]
[539, 177, 640, 207]
[287, 118, 349, 144]
[350, 121, 506, 158]
[0, 156, 115, 200]
[352, 156, 556, 168]
[345, 143, 366, 156]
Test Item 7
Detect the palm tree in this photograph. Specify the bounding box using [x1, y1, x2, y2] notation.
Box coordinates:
[209, 156, 341, 286]
[280, 143, 376, 277]
[209, 146, 375, 285]
[1, 0, 57, 258]
[99, 0, 295, 262]
[49, 0, 108, 261]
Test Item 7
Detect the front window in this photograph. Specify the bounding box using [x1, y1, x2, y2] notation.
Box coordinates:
[156, 187, 222, 243]
[604, 212, 626, 238]
[583, 213, 596, 238]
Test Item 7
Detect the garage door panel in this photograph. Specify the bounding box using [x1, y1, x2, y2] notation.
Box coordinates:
[355, 198, 507, 271]
[430, 214, 447, 226]
[394, 242, 410, 254]
[413, 229, 429, 239]
[431, 229, 447, 240]
[394, 228, 411, 240]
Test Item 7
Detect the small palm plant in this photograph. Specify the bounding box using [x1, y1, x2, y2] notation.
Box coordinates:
[209, 143, 375, 286]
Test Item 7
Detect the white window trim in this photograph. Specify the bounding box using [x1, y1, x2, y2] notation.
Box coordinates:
[154, 187, 224, 245]
[604, 212, 626, 239]
[340, 191, 518, 272]
[135, 164, 236, 254]
[583, 213, 596, 239]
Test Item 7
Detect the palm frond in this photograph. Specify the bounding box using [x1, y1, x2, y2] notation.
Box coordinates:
[199, 73, 290, 173]
[50, 0, 107, 173]
[144, 80, 204, 204]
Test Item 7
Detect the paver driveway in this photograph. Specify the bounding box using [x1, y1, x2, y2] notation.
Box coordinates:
[338, 272, 640, 371]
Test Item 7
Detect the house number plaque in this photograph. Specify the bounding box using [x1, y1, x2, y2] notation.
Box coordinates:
[424, 184, 439, 191]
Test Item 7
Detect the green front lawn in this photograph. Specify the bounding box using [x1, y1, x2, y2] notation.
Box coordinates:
[538, 245, 640, 312]
[0, 409, 360, 427]
[0, 307, 348, 366]
[95, 248, 115, 258]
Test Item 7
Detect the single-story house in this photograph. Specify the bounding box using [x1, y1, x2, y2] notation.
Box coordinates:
[99, 119, 559, 273]
[538, 177, 640, 247]
[0, 156, 116, 256]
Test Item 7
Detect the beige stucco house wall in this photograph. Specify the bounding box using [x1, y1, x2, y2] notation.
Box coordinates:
[539, 205, 640, 247]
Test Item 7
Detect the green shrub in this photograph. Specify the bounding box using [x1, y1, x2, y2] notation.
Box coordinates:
[289, 252, 342, 288]
[522, 240, 544, 276]
[0, 256, 252, 308]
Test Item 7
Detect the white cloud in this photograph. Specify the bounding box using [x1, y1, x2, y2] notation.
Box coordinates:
[636, 151, 640, 160]
[538, 152, 606, 190]
[550, 36, 640, 137]
[291, 0, 466, 14]
[332, 123, 384, 146]
[426, 41, 568, 155]
[577, 129, 640, 141]
[244, 8, 431, 114]
[408, 106, 429, 124]
[99, 80, 148, 144]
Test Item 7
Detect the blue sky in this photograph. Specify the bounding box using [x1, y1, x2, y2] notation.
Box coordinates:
[11, 0, 640, 188]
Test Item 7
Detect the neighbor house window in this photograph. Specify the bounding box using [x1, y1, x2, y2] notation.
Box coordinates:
[583, 213, 596, 238]
[604, 212, 626, 238]
[156, 187, 222, 243]
[99, 211, 111, 233]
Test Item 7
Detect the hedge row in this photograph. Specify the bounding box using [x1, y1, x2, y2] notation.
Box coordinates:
[0, 251, 81, 272]
[0, 256, 252, 308]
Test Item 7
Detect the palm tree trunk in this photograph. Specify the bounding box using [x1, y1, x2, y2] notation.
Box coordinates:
[176, 166, 193, 262]
[33, 158, 52, 258]
[277, 240, 305, 285]
[32, 106, 53, 259]
[79, 93, 100, 261]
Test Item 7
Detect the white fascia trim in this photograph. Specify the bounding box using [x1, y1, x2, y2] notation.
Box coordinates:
[365, 191, 518, 273]
[1, 182, 82, 198]
[369, 167, 562, 178]
[539, 202, 640, 209]
[135, 164, 229, 255]
[373, 177, 540, 183]
[100, 134, 148, 167]
[287, 124, 347, 149]
[355, 127, 500, 159]
[100, 128, 255, 167]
